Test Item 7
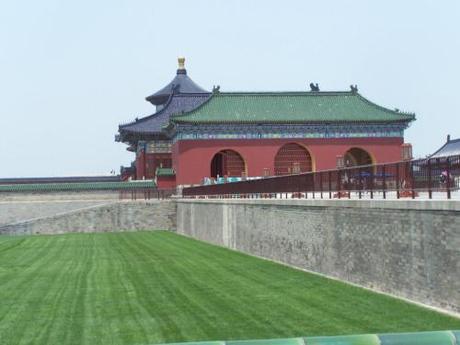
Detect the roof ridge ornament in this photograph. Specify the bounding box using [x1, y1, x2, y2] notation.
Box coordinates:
[350, 84, 358, 93]
[177, 57, 186, 75]
[212, 85, 221, 94]
[309, 83, 320, 92]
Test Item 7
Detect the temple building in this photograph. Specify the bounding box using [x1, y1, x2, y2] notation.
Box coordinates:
[117, 58, 415, 188]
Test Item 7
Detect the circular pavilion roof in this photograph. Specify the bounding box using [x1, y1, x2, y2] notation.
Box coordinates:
[145, 57, 208, 105]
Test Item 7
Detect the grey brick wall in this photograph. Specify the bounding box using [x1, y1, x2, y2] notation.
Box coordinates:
[0, 200, 176, 235]
[176, 199, 460, 314]
[0, 200, 112, 226]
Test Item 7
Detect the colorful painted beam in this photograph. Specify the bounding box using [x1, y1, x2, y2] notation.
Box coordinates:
[158, 330, 460, 345]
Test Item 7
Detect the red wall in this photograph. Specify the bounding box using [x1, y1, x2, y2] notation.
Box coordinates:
[136, 152, 172, 180]
[135, 150, 145, 180]
[157, 176, 176, 190]
[173, 137, 405, 185]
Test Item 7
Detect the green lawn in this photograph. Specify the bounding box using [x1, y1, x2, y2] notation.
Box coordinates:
[0, 231, 458, 345]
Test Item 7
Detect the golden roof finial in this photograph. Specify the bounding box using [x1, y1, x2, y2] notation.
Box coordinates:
[178, 57, 185, 70]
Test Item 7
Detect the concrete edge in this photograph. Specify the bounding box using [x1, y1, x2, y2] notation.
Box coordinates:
[176, 232, 460, 319]
[176, 198, 460, 211]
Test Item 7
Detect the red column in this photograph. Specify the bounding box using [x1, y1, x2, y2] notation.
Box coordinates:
[136, 150, 146, 180]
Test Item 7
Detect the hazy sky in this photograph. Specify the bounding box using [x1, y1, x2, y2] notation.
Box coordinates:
[1, 0, 459, 177]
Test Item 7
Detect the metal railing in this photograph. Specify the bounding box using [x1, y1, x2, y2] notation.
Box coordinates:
[183, 154, 460, 200]
[119, 188, 175, 200]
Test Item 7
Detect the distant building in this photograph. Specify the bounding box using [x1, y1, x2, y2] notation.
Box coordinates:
[430, 135, 460, 159]
[117, 58, 415, 188]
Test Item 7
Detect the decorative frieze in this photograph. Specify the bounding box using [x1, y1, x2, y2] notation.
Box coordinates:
[173, 123, 406, 142]
[146, 140, 172, 153]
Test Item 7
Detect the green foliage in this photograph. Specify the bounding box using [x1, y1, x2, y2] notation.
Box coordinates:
[0, 232, 458, 345]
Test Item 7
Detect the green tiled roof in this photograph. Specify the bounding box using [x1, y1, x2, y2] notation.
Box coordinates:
[156, 168, 175, 177]
[172, 92, 415, 124]
[0, 181, 156, 193]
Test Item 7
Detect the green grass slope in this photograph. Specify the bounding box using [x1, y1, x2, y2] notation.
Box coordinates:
[0, 231, 458, 345]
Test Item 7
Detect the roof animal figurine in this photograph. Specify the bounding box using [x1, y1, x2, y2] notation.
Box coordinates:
[309, 83, 320, 92]
[212, 85, 220, 94]
[350, 84, 358, 93]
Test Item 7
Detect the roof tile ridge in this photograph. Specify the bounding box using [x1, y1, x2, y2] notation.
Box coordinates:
[174, 92, 212, 97]
[119, 92, 176, 129]
[216, 91, 354, 96]
[355, 93, 416, 119]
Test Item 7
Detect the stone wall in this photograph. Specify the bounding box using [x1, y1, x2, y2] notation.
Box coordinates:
[0, 201, 176, 235]
[176, 199, 460, 314]
[0, 191, 122, 202]
[0, 200, 112, 227]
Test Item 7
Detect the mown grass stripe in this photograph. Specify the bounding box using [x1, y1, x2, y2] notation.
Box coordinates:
[0, 231, 458, 345]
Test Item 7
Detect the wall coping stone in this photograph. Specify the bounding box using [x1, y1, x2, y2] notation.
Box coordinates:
[176, 198, 460, 211]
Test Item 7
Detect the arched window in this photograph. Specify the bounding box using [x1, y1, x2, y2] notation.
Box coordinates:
[210, 150, 246, 178]
[274, 143, 313, 176]
[344, 148, 373, 167]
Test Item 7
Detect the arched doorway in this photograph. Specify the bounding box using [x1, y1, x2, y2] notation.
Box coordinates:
[274, 143, 313, 175]
[344, 148, 373, 167]
[210, 150, 246, 178]
[343, 148, 374, 190]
